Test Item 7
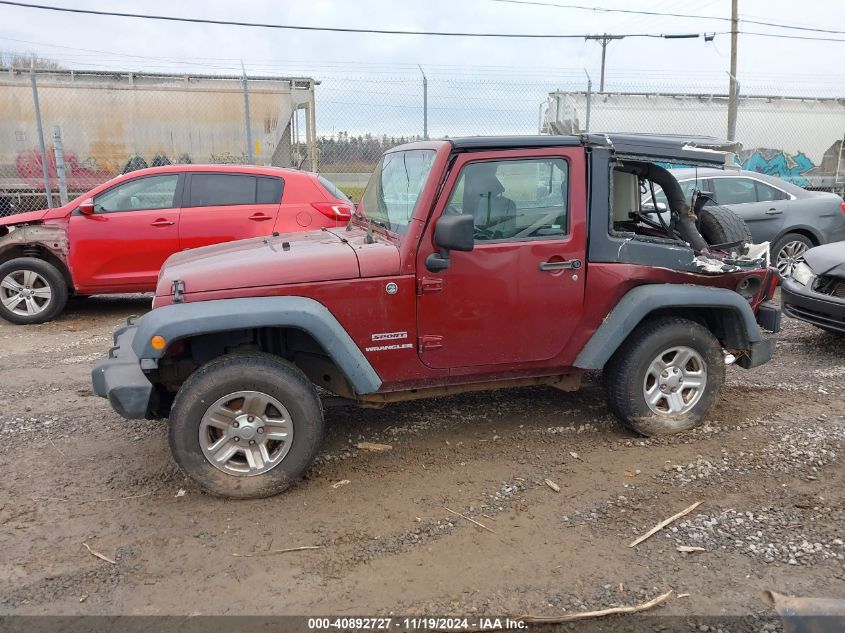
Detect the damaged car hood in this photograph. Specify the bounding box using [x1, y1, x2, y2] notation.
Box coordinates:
[156, 228, 400, 297]
[0, 209, 50, 227]
[804, 241, 845, 277]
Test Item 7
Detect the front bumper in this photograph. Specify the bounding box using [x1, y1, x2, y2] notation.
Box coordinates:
[91, 323, 153, 419]
[781, 277, 845, 334]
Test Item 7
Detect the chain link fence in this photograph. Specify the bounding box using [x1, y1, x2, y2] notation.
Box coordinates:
[2, 67, 844, 216]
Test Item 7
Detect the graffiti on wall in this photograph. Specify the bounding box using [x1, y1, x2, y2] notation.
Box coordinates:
[15, 149, 112, 190]
[14, 150, 195, 190]
[739, 148, 818, 187]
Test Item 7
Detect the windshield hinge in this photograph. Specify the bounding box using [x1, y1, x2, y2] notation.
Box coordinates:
[417, 277, 444, 295]
[171, 279, 185, 303]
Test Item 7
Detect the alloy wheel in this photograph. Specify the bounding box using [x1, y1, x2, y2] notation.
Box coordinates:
[199, 390, 294, 476]
[642, 346, 707, 416]
[776, 241, 809, 277]
[0, 269, 53, 316]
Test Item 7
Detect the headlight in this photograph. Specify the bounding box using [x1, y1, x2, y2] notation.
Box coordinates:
[791, 262, 814, 286]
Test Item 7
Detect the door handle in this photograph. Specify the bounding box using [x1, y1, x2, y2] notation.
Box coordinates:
[150, 218, 175, 227]
[539, 259, 582, 271]
[765, 208, 783, 215]
[248, 213, 273, 221]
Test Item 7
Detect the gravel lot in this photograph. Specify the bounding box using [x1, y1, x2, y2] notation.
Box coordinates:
[0, 293, 843, 627]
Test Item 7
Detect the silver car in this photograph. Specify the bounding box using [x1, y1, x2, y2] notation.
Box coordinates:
[654, 169, 845, 276]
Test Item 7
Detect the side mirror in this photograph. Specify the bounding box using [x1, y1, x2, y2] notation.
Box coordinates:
[434, 213, 474, 252]
[78, 198, 95, 215]
[425, 214, 474, 272]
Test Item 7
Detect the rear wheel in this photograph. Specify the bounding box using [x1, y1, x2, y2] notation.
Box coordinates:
[0, 257, 68, 324]
[168, 352, 324, 499]
[603, 317, 725, 436]
[771, 233, 813, 278]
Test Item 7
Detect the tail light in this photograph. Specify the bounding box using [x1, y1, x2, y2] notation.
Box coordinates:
[840, 201, 845, 215]
[312, 202, 353, 221]
[765, 270, 779, 300]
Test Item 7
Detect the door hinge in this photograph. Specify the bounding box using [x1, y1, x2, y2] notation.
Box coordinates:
[417, 276, 444, 295]
[418, 335, 444, 352]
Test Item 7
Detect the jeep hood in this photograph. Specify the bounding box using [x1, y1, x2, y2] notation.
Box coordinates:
[804, 241, 845, 277]
[156, 227, 400, 297]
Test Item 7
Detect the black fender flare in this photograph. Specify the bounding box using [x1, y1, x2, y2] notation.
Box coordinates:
[131, 296, 382, 395]
[574, 285, 762, 369]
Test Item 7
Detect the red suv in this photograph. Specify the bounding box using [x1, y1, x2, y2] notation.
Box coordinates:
[0, 165, 353, 324]
[94, 134, 782, 499]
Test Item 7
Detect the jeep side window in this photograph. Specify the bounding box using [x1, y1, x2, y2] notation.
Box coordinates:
[445, 158, 569, 241]
[93, 174, 179, 213]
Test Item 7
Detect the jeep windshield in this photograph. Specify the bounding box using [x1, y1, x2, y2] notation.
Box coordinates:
[356, 149, 437, 236]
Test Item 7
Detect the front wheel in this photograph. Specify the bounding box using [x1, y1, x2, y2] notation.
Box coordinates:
[0, 257, 68, 324]
[603, 316, 725, 436]
[169, 352, 324, 499]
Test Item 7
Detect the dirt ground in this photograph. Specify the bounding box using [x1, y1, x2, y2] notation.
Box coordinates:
[1, 293, 843, 625]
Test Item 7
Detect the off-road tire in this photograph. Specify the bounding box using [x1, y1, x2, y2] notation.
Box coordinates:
[0, 257, 68, 324]
[698, 205, 752, 248]
[603, 316, 725, 436]
[169, 352, 324, 499]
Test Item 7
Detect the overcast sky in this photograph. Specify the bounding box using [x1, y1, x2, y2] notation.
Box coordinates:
[1, 0, 843, 84]
[1, 0, 843, 137]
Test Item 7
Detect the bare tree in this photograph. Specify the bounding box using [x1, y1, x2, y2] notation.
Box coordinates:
[0, 50, 64, 70]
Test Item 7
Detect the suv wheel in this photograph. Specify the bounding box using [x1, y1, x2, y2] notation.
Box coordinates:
[603, 316, 725, 436]
[0, 257, 68, 324]
[169, 352, 324, 499]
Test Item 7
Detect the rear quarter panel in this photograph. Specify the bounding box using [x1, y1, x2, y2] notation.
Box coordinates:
[272, 173, 346, 234]
[798, 195, 845, 244]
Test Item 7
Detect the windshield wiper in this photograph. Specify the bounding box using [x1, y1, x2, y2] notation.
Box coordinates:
[351, 209, 387, 243]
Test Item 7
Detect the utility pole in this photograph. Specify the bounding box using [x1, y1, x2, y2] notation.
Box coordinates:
[727, 0, 739, 140]
[240, 60, 254, 164]
[585, 34, 624, 92]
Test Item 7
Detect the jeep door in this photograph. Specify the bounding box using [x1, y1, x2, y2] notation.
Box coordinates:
[416, 149, 587, 370]
[67, 172, 183, 293]
[178, 173, 283, 251]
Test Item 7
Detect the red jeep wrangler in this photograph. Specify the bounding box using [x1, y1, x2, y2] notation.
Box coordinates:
[93, 135, 781, 498]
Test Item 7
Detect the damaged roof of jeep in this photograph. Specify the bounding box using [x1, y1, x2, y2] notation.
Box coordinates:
[442, 133, 737, 166]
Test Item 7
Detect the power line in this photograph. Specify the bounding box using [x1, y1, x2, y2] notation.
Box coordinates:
[0, 1, 713, 39]
[490, 0, 845, 36]
[741, 30, 845, 43]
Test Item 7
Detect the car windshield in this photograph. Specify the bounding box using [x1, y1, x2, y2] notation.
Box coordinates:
[357, 149, 437, 235]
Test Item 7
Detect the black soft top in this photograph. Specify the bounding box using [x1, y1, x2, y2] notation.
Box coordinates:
[446, 133, 735, 166]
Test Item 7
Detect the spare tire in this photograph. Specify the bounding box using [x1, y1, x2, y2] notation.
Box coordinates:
[698, 205, 752, 252]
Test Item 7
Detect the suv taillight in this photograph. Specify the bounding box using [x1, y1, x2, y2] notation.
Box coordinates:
[312, 202, 353, 221]
[840, 201, 845, 215]
[765, 270, 779, 299]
